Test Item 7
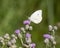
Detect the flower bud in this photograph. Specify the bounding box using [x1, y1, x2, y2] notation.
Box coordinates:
[4, 33, 10, 40]
[48, 25, 53, 31]
[44, 38, 49, 44]
[21, 27, 26, 33]
[53, 41, 56, 45]
[11, 34, 17, 39]
[29, 26, 33, 30]
[26, 37, 32, 44]
[50, 35, 55, 42]
[7, 41, 12, 47]
[25, 25, 29, 30]
[0, 37, 4, 41]
[11, 38, 16, 44]
[18, 33, 22, 39]
[54, 26, 58, 30]
[0, 40, 5, 45]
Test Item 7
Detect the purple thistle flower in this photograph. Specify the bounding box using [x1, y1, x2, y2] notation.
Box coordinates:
[15, 29, 20, 34]
[30, 43, 36, 48]
[23, 20, 30, 25]
[43, 34, 51, 39]
[26, 33, 31, 38]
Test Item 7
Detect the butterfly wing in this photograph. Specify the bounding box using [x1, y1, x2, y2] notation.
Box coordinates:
[29, 10, 42, 24]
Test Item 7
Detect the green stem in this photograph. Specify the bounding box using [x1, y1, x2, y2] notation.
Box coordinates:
[53, 45, 55, 48]
[20, 38, 23, 45]
[2, 45, 4, 48]
[52, 30, 55, 37]
[46, 44, 48, 48]
[47, 0, 54, 25]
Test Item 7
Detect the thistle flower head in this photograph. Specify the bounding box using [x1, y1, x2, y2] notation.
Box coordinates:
[43, 34, 51, 39]
[26, 33, 31, 38]
[23, 20, 30, 25]
[15, 29, 20, 34]
[30, 43, 36, 48]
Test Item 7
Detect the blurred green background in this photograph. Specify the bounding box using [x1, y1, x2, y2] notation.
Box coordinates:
[0, 0, 60, 48]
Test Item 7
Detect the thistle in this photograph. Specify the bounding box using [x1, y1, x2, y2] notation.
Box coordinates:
[43, 25, 57, 48]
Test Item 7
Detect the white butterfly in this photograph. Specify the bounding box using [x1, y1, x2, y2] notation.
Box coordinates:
[29, 10, 42, 24]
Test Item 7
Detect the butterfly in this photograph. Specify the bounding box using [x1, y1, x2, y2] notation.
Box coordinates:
[28, 10, 42, 24]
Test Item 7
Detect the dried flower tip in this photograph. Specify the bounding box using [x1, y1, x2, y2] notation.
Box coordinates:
[48, 25, 53, 31]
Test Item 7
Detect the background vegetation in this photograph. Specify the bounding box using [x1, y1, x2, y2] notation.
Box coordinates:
[0, 0, 60, 48]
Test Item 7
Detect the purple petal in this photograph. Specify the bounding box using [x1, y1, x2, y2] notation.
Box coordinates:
[23, 20, 30, 25]
[15, 29, 20, 34]
[43, 34, 51, 39]
[26, 33, 31, 38]
[30, 43, 36, 47]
